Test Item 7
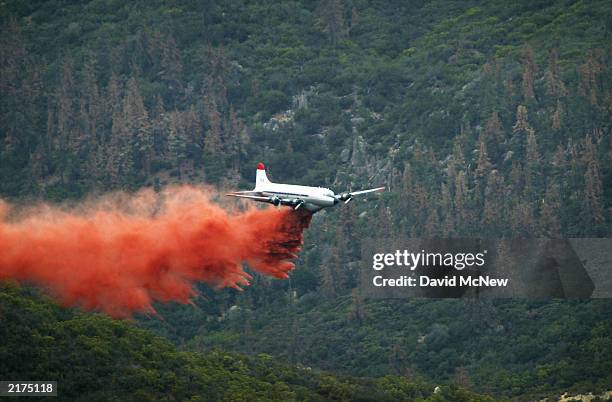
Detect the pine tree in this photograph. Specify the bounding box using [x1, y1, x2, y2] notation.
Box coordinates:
[544, 48, 567, 98]
[440, 182, 455, 236]
[482, 170, 505, 235]
[399, 162, 414, 232]
[447, 139, 465, 188]
[512, 105, 533, 135]
[289, 316, 301, 364]
[475, 134, 492, 178]
[203, 96, 223, 153]
[320, 261, 336, 299]
[388, 343, 407, 375]
[151, 95, 167, 157]
[424, 200, 440, 237]
[510, 197, 535, 236]
[183, 104, 202, 166]
[521, 46, 537, 101]
[77, 96, 90, 153]
[331, 224, 349, 291]
[37, 103, 55, 176]
[453, 367, 472, 389]
[106, 111, 132, 187]
[551, 99, 563, 131]
[202, 95, 224, 183]
[483, 111, 504, 157]
[454, 170, 470, 235]
[474, 134, 492, 212]
[124, 77, 152, 175]
[482, 59, 503, 108]
[509, 161, 524, 194]
[348, 288, 367, 323]
[578, 51, 603, 106]
[485, 112, 503, 140]
[551, 144, 567, 170]
[495, 240, 518, 294]
[411, 182, 429, 236]
[106, 72, 123, 123]
[376, 205, 393, 238]
[339, 202, 359, 260]
[167, 111, 187, 179]
[225, 106, 248, 171]
[160, 33, 183, 90]
[0, 20, 27, 102]
[580, 135, 605, 234]
[524, 130, 541, 201]
[316, 0, 347, 44]
[540, 181, 562, 237]
[568, 140, 581, 184]
[57, 56, 77, 153]
[504, 75, 514, 104]
[89, 130, 108, 185]
[81, 58, 102, 140]
[402, 162, 413, 195]
[551, 143, 568, 195]
[348, 7, 360, 36]
[423, 190, 442, 237]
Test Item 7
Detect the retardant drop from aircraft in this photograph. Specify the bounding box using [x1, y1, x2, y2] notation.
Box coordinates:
[0, 186, 312, 318]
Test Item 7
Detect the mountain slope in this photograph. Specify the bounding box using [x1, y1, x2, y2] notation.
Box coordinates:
[182, 295, 612, 399]
[0, 284, 492, 401]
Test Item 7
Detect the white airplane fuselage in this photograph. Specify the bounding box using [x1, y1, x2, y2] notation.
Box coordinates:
[257, 182, 337, 212]
[226, 163, 384, 212]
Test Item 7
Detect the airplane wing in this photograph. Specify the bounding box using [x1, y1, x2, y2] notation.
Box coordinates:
[349, 186, 385, 196]
[227, 190, 264, 196]
[226, 193, 270, 202]
[226, 193, 306, 210]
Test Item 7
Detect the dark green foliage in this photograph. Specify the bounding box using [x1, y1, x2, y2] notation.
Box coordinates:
[0, 284, 492, 401]
[185, 293, 612, 399]
[1, 0, 609, 205]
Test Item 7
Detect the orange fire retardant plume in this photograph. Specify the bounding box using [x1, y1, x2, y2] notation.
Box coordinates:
[0, 186, 311, 318]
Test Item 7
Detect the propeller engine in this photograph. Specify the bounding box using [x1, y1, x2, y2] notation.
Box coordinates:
[335, 186, 385, 204]
[336, 192, 353, 204]
[292, 199, 305, 210]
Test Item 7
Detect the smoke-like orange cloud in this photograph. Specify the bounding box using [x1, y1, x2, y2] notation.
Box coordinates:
[0, 186, 311, 318]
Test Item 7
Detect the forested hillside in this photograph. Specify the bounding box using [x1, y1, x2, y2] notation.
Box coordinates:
[1, 284, 493, 401]
[1, 0, 610, 238]
[1, 0, 611, 401]
[176, 295, 612, 399]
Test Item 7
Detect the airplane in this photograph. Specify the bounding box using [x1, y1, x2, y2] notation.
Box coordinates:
[226, 163, 385, 213]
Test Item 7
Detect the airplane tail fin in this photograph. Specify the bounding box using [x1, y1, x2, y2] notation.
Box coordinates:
[255, 162, 271, 188]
